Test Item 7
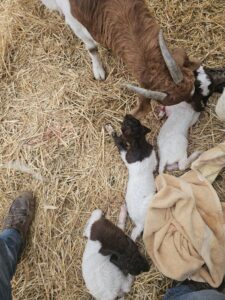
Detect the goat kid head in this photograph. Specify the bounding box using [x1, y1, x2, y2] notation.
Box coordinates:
[121, 114, 151, 143]
[90, 212, 150, 276]
[189, 66, 225, 111]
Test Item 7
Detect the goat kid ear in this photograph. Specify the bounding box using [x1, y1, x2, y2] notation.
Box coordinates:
[142, 125, 151, 135]
[99, 247, 119, 257]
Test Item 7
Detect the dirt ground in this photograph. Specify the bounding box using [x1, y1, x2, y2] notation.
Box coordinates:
[0, 0, 224, 299]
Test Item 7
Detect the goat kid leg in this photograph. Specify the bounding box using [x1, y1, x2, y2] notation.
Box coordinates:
[105, 124, 127, 152]
[113, 134, 127, 153]
[117, 204, 127, 230]
[179, 151, 202, 171]
[105, 124, 128, 165]
[131, 224, 143, 242]
[65, 15, 105, 80]
[122, 274, 134, 294]
[167, 162, 179, 171]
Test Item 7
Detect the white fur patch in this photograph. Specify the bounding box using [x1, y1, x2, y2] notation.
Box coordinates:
[157, 102, 200, 173]
[197, 66, 211, 96]
[122, 151, 157, 241]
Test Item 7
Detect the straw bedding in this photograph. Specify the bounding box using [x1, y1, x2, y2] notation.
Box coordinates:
[0, 0, 224, 299]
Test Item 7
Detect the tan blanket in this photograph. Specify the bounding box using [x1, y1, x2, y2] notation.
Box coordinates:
[143, 142, 225, 287]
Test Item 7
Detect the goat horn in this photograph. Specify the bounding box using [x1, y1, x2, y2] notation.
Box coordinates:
[159, 30, 184, 84]
[125, 84, 167, 101]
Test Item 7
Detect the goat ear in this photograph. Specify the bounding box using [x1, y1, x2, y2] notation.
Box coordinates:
[172, 48, 201, 71]
[185, 58, 201, 71]
[143, 125, 151, 135]
[172, 48, 187, 67]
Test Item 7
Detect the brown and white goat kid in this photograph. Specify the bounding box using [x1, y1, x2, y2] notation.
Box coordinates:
[41, 0, 225, 116]
[82, 209, 149, 300]
[106, 115, 157, 241]
[157, 102, 201, 174]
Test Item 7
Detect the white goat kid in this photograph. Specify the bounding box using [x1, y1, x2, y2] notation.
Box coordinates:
[157, 102, 201, 174]
[41, 0, 105, 80]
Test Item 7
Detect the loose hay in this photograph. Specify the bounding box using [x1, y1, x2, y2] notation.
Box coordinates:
[0, 0, 225, 299]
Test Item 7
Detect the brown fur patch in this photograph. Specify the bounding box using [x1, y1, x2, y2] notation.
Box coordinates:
[91, 215, 150, 275]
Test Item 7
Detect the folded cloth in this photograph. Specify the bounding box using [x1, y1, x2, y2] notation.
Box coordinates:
[143, 142, 225, 287]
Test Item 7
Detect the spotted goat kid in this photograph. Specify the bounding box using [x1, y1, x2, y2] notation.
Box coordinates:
[106, 115, 157, 241]
[82, 209, 149, 300]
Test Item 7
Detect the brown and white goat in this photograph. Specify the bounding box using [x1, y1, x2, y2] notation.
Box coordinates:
[41, 0, 225, 116]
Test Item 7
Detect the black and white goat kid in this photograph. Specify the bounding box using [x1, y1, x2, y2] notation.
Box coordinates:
[82, 209, 149, 300]
[106, 115, 157, 241]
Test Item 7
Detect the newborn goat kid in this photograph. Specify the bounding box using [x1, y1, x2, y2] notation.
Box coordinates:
[106, 115, 157, 241]
[82, 209, 149, 300]
[157, 102, 201, 174]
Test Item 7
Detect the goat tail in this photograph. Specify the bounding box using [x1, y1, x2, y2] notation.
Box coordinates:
[83, 209, 102, 238]
[179, 151, 202, 171]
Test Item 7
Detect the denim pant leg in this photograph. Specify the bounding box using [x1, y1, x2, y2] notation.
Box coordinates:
[0, 229, 23, 300]
[164, 284, 225, 300]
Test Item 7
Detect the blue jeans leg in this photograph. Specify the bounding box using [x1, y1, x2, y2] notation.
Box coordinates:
[164, 283, 225, 300]
[0, 229, 23, 300]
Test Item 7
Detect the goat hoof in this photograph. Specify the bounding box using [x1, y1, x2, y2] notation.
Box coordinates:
[93, 64, 106, 80]
[105, 124, 114, 135]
